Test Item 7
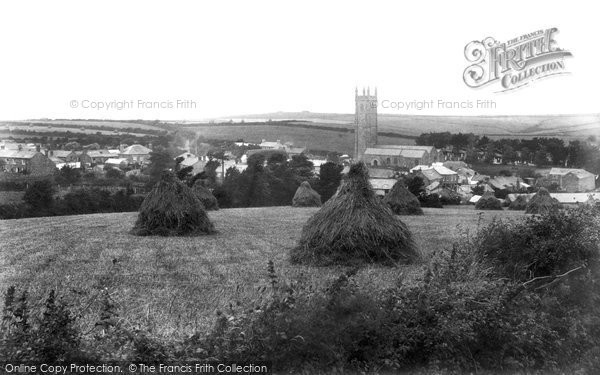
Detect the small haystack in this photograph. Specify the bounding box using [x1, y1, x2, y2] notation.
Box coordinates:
[292, 181, 322, 207]
[525, 187, 561, 214]
[508, 195, 529, 210]
[131, 171, 215, 236]
[291, 162, 419, 266]
[475, 191, 503, 210]
[192, 180, 219, 211]
[384, 180, 423, 215]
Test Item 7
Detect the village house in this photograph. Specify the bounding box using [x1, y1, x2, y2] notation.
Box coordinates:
[84, 150, 114, 165]
[545, 168, 596, 192]
[48, 150, 78, 163]
[285, 145, 307, 157]
[105, 158, 129, 169]
[415, 164, 459, 186]
[369, 178, 398, 196]
[488, 176, 530, 192]
[0, 148, 56, 176]
[259, 139, 285, 150]
[550, 192, 600, 207]
[120, 144, 152, 164]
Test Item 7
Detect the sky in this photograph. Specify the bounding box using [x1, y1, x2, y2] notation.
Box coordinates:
[0, 0, 597, 120]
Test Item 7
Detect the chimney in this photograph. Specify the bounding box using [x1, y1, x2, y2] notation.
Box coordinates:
[18, 144, 22, 151]
[0, 144, 4, 150]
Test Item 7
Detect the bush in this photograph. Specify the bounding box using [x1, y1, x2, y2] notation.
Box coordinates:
[105, 168, 124, 179]
[0, 202, 29, 219]
[473, 206, 600, 282]
[418, 193, 443, 208]
[1, 288, 84, 362]
[23, 179, 54, 210]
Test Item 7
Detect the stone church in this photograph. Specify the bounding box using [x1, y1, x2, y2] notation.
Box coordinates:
[354, 87, 439, 168]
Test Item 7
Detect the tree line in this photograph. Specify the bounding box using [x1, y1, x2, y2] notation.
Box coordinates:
[416, 132, 600, 173]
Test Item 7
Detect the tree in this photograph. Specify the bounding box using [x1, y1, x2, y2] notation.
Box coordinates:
[147, 147, 174, 182]
[56, 166, 81, 185]
[501, 144, 516, 164]
[105, 168, 124, 179]
[23, 180, 55, 210]
[315, 162, 343, 202]
[404, 175, 425, 197]
[533, 147, 549, 167]
[174, 156, 193, 182]
[289, 154, 314, 181]
[204, 159, 220, 187]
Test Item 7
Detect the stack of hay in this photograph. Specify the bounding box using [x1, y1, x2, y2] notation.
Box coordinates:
[131, 171, 215, 236]
[383, 180, 423, 215]
[525, 187, 561, 214]
[292, 181, 322, 207]
[291, 162, 419, 266]
[475, 191, 503, 210]
[508, 195, 529, 210]
[192, 180, 219, 211]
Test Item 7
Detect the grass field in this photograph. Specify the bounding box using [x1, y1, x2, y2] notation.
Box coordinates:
[186, 124, 414, 154]
[0, 206, 525, 339]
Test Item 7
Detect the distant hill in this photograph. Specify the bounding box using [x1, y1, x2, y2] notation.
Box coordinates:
[2, 113, 597, 155]
[223, 112, 600, 138]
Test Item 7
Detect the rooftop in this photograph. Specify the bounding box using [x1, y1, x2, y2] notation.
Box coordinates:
[0, 150, 38, 159]
[549, 168, 595, 178]
[121, 144, 152, 155]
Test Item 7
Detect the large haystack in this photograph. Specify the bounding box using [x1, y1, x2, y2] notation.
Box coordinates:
[526, 187, 561, 214]
[508, 195, 529, 210]
[475, 191, 503, 210]
[292, 181, 322, 207]
[291, 162, 419, 266]
[384, 180, 423, 215]
[131, 171, 215, 236]
[192, 180, 219, 211]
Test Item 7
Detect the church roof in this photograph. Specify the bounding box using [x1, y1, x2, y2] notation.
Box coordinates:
[376, 144, 435, 153]
[364, 147, 426, 158]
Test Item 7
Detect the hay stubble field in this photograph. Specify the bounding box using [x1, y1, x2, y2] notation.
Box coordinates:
[0, 207, 524, 339]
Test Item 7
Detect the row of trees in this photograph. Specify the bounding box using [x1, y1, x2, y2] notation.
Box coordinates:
[211, 153, 343, 208]
[416, 132, 600, 173]
[0, 180, 144, 219]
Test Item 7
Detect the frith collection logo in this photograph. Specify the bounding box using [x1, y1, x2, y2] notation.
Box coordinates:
[463, 28, 572, 92]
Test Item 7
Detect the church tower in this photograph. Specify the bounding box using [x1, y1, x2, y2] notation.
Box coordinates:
[354, 87, 378, 161]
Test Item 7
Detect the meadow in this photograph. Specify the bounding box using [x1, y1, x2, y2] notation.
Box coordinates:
[186, 123, 414, 154]
[0, 206, 524, 340]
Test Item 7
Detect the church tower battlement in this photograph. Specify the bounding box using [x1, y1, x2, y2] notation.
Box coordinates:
[354, 87, 378, 161]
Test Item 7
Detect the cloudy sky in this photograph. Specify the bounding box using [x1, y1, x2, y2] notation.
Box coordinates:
[0, 0, 597, 120]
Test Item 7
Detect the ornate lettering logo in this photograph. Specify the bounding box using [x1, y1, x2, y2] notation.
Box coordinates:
[463, 28, 572, 92]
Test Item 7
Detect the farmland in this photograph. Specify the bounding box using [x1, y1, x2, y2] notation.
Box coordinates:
[0, 206, 524, 339]
[186, 123, 415, 154]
